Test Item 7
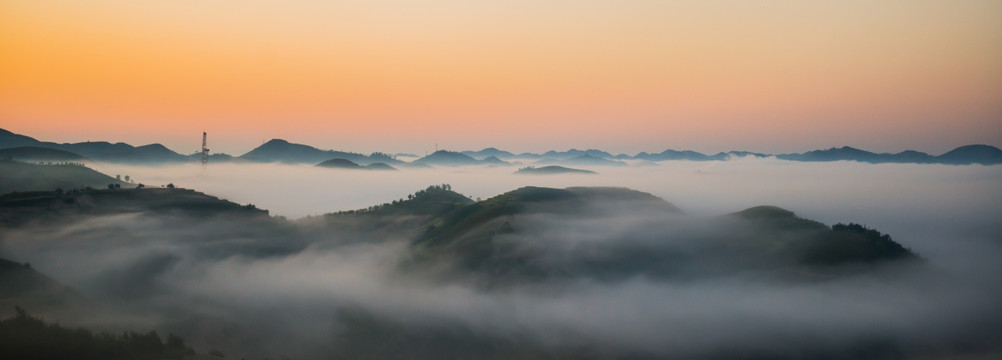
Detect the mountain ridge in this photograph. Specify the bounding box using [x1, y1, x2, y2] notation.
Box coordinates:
[2, 128, 999, 165]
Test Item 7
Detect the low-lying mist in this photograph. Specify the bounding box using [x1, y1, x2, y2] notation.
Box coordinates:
[2, 159, 998, 358]
[91, 158, 1002, 268]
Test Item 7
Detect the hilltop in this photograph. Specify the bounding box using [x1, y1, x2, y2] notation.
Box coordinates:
[412, 150, 482, 166]
[316, 158, 399, 171]
[0, 258, 88, 319]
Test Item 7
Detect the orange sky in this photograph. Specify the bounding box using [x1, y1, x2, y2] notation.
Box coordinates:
[2, 0, 1000, 155]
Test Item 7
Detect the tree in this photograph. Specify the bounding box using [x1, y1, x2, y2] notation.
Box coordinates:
[124, 175, 130, 182]
[166, 183, 175, 189]
[116, 174, 121, 181]
[137, 183, 145, 189]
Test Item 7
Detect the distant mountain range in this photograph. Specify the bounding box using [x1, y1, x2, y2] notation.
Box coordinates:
[2, 128, 1000, 165]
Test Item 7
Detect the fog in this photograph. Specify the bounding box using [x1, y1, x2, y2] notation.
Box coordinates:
[91, 158, 1002, 268]
[2, 159, 1000, 359]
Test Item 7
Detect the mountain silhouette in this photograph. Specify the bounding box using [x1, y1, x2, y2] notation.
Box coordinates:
[461, 147, 516, 159]
[240, 139, 367, 164]
[0, 147, 86, 162]
[0, 128, 186, 163]
[316, 158, 365, 169]
[3, 128, 999, 165]
[935, 144, 1002, 165]
[535, 154, 627, 167]
[413, 150, 482, 166]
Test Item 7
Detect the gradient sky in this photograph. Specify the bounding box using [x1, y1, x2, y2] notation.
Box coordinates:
[2, 0, 1000, 155]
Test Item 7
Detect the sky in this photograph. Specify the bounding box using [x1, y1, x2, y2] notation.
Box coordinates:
[2, 0, 1000, 155]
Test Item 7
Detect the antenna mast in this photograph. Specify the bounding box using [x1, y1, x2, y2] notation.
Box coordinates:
[201, 132, 209, 165]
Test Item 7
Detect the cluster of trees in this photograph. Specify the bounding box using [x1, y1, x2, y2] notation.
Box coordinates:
[804, 223, 919, 265]
[3, 158, 86, 167]
[369, 151, 397, 161]
[0, 307, 195, 360]
[331, 184, 456, 215]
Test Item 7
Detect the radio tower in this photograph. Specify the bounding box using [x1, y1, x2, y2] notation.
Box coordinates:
[201, 132, 210, 165]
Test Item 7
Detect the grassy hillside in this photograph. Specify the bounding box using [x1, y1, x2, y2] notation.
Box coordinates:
[0, 258, 88, 320]
[0, 159, 127, 195]
[0, 187, 272, 228]
[382, 186, 919, 286]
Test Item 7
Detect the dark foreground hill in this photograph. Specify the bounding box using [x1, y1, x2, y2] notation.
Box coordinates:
[0, 158, 128, 195]
[0, 307, 196, 360]
[0, 183, 930, 360]
[382, 187, 918, 286]
[0, 258, 88, 319]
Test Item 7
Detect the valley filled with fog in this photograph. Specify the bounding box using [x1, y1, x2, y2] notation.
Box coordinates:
[2, 159, 999, 359]
[92, 158, 1002, 272]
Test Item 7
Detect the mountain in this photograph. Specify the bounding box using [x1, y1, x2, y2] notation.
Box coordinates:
[59, 142, 188, 163]
[634, 149, 714, 161]
[240, 139, 368, 164]
[315, 158, 399, 171]
[777, 146, 883, 162]
[886, 150, 934, 163]
[515, 165, 596, 175]
[935, 144, 1002, 165]
[541, 148, 615, 160]
[535, 154, 627, 167]
[0, 158, 129, 194]
[778, 146, 949, 164]
[0, 147, 86, 162]
[366, 162, 398, 171]
[0, 128, 187, 163]
[461, 147, 516, 159]
[316, 158, 364, 169]
[396, 186, 918, 287]
[480, 155, 510, 166]
[0, 128, 43, 148]
[412, 150, 482, 166]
